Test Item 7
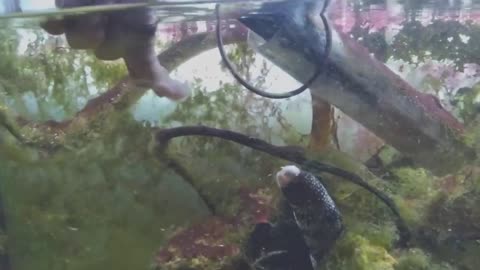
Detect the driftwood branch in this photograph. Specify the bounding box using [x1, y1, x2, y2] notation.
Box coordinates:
[245, 12, 476, 176]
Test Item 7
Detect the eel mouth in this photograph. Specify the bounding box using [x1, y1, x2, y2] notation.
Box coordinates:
[275, 165, 301, 188]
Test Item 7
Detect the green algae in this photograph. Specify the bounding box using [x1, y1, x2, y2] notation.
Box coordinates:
[391, 168, 434, 198]
[327, 233, 397, 270]
[394, 249, 454, 270]
[378, 146, 402, 167]
[395, 249, 430, 270]
[0, 114, 212, 270]
[388, 167, 440, 230]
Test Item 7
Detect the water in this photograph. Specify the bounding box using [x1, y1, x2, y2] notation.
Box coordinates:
[0, 0, 479, 270]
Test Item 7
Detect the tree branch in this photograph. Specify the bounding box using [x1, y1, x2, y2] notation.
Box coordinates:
[155, 125, 308, 163]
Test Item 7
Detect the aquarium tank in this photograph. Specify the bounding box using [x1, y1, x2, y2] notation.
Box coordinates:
[0, 0, 479, 269]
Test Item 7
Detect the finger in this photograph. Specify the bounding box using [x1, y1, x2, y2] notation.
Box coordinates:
[124, 47, 191, 101]
[63, 14, 106, 49]
[152, 78, 191, 101]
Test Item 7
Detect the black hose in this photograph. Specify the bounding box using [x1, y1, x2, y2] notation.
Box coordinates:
[215, 1, 332, 99]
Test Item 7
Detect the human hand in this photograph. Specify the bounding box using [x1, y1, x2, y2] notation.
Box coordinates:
[41, 0, 191, 101]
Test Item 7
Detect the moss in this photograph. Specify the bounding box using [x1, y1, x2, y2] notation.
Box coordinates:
[389, 167, 438, 227]
[392, 195, 423, 228]
[395, 249, 430, 270]
[394, 249, 456, 270]
[378, 146, 402, 167]
[345, 219, 399, 250]
[391, 168, 435, 199]
[329, 233, 397, 270]
[329, 236, 457, 270]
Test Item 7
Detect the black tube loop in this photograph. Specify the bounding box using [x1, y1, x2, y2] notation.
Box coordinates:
[215, 1, 332, 99]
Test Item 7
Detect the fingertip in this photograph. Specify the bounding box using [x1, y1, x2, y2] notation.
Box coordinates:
[153, 81, 192, 102]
